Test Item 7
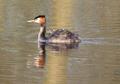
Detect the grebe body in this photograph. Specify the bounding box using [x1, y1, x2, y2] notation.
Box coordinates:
[48, 29, 80, 43]
[27, 15, 80, 48]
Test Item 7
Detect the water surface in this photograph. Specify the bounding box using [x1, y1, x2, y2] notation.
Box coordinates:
[0, 0, 120, 84]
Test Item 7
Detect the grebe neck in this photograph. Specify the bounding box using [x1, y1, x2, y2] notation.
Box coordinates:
[38, 26, 46, 39]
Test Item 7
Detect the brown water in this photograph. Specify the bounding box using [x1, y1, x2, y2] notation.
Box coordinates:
[0, 0, 120, 84]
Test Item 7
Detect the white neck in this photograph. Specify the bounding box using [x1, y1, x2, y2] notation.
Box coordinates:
[38, 26, 46, 48]
[39, 26, 44, 35]
[38, 26, 46, 38]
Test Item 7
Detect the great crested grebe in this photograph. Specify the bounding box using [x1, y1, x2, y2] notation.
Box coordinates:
[27, 15, 80, 48]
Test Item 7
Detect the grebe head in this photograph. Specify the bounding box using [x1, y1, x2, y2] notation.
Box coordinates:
[27, 15, 46, 26]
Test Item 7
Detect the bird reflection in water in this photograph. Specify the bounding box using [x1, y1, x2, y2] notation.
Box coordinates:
[34, 42, 79, 68]
[34, 43, 46, 68]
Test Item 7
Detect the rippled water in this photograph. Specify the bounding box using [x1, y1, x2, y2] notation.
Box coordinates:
[0, 0, 120, 84]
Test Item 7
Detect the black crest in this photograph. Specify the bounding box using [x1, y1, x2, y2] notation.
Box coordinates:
[34, 15, 45, 19]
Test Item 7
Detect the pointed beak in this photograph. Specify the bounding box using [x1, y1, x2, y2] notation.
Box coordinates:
[27, 20, 35, 23]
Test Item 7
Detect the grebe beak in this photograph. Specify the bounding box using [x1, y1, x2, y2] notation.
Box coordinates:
[27, 20, 35, 23]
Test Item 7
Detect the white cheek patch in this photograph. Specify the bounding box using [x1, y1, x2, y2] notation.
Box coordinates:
[35, 18, 40, 23]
